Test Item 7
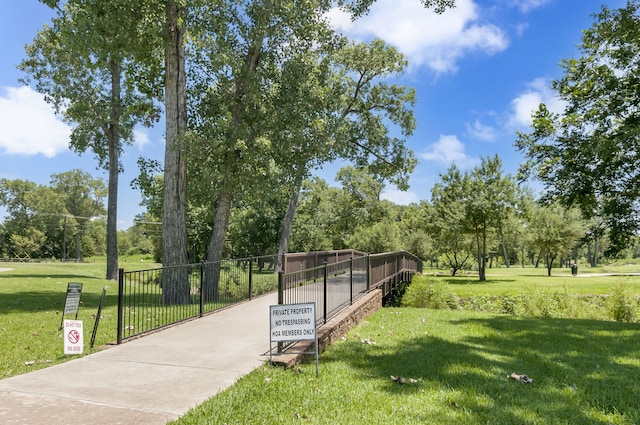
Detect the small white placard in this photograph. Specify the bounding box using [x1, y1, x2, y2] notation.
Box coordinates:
[270, 303, 316, 342]
[63, 320, 83, 355]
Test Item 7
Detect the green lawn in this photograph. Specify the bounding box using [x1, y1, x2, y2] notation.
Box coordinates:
[428, 264, 640, 296]
[172, 307, 640, 425]
[2, 261, 640, 424]
[0, 258, 153, 378]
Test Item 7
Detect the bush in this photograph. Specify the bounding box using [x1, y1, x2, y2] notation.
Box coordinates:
[608, 281, 638, 323]
[401, 275, 457, 309]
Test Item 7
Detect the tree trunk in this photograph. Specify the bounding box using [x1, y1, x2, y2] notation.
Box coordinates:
[74, 233, 83, 262]
[161, 0, 189, 304]
[546, 252, 556, 276]
[500, 227, 510, 268]
[475, 222, 487, 282]
[62, 215, 68, 260]
[479, 225, 487, 281]
[202, 33, 264, 298]
[275, 178, 302, 273]
[105, 56, 120, 281]
[204, 189, 233, 301]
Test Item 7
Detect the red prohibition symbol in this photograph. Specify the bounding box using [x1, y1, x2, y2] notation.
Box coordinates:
[68, 330, 80, 344]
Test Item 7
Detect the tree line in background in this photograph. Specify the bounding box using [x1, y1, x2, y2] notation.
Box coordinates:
[0, 170, 153, 261]
[17, 0, 453, 292]
[5, 158, 640, 279]
[4, 0, 640, 292]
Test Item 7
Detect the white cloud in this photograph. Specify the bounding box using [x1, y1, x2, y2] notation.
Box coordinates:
[466, 119, 497, 142]
[508, 78, 565, 129]
[419, 134, 478, 168]
[0, 86, 71, 157]
[133, 128, 150, 150]
[381, 189, 420, 205]
[511, 0, 553, 13]
[326, 0, 509, 73]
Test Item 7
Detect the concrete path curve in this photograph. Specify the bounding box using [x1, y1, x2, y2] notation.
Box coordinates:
[0, 292, 278, 425]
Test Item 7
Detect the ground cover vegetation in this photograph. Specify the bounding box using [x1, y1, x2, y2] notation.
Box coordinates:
[171, 306, 640, 425]
[0, 257, 281, 379]
[402, 273, 640, 323]
[0, 260, 149, 379]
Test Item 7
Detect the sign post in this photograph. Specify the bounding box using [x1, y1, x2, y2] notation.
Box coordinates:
[269, 302, 318, 376]
[60, 282, 83, 330]
[63, 320, 84, 355]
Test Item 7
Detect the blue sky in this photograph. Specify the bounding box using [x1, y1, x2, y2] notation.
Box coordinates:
[0, 0, 626, 229]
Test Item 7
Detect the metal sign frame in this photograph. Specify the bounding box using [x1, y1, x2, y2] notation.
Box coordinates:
[60, 282, 83, 330]
[269, 302, 319, 377]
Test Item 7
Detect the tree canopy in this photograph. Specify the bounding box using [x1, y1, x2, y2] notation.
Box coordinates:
[515, 0, 640, 254]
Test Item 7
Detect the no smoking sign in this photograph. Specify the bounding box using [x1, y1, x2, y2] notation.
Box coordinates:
[64, 320, 84, 355]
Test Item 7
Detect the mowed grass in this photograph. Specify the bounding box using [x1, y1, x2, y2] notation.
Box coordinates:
[429, 265, 640, 296]
[2, 261, 640, 424]
[173, 307, 640, 425]
[0, 258, 154, 378]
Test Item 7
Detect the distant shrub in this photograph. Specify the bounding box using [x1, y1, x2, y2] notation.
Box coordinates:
[402, 275, 457, 309]
[498, 295, 518, 315]
[608, 281, 638, 323]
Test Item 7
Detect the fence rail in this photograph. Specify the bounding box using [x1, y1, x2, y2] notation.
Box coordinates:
[278, 250, 420, 327]
[117, 255, 278, 343]
[117, 250, 421, 344]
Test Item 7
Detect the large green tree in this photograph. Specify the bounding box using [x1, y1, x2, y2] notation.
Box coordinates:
[430, 157, 520, 280]
[23, 0, 162, 279]
[0, 174, 106, 259]
[50, 170, 107, 261]
[272, 39, 418, 269]
[0, 179, 63, 259]
[528, 202, 585, 276]
[430, 165, 473, 275]
[515, 0, 640, 254]
[134, 0, 454, 302]
[161, 0, 190, 303]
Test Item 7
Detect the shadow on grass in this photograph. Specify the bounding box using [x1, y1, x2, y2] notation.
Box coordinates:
[0, 272, 102, 280]
[0, 290, 119, 314]
[442, 277, 517, 285]
[323, 315, 640, 424]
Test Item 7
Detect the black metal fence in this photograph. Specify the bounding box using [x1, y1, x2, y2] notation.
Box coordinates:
[117, 255, 278, 343]
[278, 251, 421, 326]
[281, 249, 367, 273]
[117, 250, 421, 344]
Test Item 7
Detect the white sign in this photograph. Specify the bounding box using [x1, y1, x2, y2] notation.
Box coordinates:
[64, 320, 83, 355]
[270, 303, 316, 342]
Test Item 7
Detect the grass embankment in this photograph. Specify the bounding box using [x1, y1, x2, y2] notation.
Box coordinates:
[0, 258, 278, 379]
[173, 307, 640, 425]
[170, 266, 640, 425]
[0, 258, 154, 378]
[2, 262, 639, 423]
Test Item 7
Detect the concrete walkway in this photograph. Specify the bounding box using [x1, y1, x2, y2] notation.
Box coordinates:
[0, 292, 278, 425]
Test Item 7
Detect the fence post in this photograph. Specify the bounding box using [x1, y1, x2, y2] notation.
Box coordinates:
[117, 268, 124, 345]
[323, 262, 328, 324]
[278, 271, 284, 305]
[248, 256, 253, 299]
[349, 256, 353, 305]
[366, 254, 371, 292]
[199, 261, 205, 317]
